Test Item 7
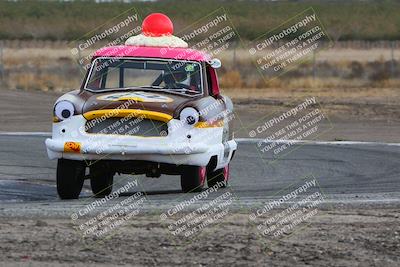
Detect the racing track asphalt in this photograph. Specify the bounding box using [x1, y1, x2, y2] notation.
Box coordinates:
[0, 134, 399, 217]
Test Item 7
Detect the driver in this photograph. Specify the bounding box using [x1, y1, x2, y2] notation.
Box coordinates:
[163, 71, 188, 89]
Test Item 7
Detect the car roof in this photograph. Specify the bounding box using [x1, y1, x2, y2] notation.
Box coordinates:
[93, 45, 211, 62]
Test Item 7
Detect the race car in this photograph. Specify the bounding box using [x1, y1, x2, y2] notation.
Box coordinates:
[45, 13, 237, 199]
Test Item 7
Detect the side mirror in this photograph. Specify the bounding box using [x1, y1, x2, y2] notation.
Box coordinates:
[209, 58, 222, 69]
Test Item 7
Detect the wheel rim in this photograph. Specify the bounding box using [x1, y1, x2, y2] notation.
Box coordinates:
[223, 165, 230, 183]
[199, 166, 206, 186]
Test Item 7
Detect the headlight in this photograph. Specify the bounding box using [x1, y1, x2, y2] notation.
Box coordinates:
[180, 107, 199, 126]
[54, 101, 74, 121]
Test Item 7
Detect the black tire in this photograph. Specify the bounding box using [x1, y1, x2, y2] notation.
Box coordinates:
[207, 165, 229, 188]
[180, 166, 206, 193]
[90, 172, 114, 198]
[57, 159, 86, 199]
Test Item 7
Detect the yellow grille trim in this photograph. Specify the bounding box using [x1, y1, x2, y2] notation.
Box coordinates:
[83, 109, 173, 123]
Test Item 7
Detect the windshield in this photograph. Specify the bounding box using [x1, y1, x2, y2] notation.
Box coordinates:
[85, 57, 203, 96]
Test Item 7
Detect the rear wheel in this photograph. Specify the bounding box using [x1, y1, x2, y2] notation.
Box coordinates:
[90, 171, 114, 198]
[57, 159, 85, 199]
[207, 164, 229, 188]
[180, 166, 206, 193]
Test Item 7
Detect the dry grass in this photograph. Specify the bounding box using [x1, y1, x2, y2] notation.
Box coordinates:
[1, 0, 400, 41]
[2, 45, 400, 93]
[3, 46, 398, 67]
[218, 48, 400, 64]
[222, 86, 400, 105]
[7, 73, 79, 92]
[220, 70, 243, 88]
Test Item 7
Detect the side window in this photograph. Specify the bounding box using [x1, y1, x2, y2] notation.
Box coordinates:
[206, 66, 220, 97]
[206, 66, 213, 96]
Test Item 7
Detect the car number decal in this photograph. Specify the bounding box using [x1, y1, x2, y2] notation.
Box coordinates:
[97, 91, 174, 103]
[64, 142, 81, 153]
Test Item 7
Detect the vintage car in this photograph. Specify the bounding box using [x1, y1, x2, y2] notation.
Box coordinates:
[45, 13, 237, 199]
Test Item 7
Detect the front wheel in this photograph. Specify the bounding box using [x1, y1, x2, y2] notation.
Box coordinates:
[207, 164, 229, 188]
[180, 166, 206, 193]
[57, 159, 86, 199]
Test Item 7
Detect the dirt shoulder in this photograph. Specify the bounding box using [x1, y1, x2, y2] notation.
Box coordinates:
[0, 88, 399, 142]
[0, 205, 399, 266]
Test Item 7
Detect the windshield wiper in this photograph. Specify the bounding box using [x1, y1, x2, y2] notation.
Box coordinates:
[145, 86, 200, 94]
[114, 86, 199, 95]
[138, 85, 164, 89]
[166, 88, 199, 94]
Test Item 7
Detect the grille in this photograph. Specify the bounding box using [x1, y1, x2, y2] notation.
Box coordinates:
[85, 117, 168, 137]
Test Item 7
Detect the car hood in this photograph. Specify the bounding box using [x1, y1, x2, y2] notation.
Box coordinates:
[81, 90, 196, 119]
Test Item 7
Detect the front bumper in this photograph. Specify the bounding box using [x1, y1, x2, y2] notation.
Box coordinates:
[45, 115, 237, 167]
